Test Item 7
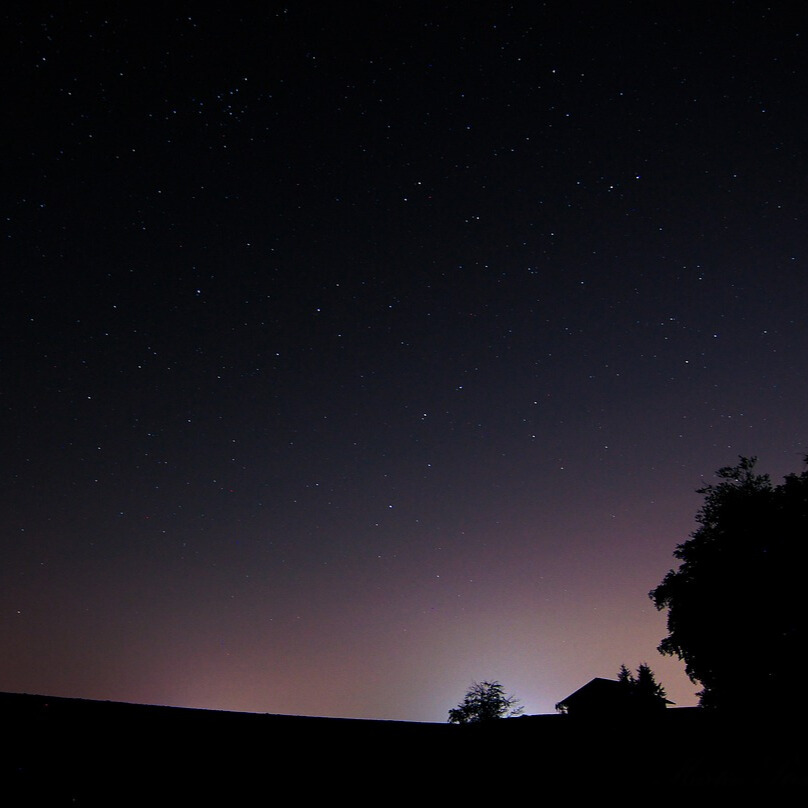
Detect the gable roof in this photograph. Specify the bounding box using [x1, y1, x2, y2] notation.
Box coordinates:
[556, 678, 625, 711]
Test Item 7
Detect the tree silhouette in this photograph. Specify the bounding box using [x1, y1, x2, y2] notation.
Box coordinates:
[448, 680, 523, 724]
[632, 663, 669, 707]
[650, 456, 808, 710]
[616, 663, 669, 711]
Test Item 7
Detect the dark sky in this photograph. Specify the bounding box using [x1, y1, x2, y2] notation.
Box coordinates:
[3, 3, 806, 721]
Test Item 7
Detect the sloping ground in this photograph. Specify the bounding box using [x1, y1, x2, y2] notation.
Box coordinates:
[3, 692, 455, 803]
[2, 692, 803, 803]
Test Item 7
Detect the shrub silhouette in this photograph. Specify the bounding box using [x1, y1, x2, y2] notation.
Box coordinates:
[448, 680, 523, 724]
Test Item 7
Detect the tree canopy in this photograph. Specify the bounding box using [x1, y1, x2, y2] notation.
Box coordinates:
[650, 456, 808, 710]
[448, 680, 523, 724]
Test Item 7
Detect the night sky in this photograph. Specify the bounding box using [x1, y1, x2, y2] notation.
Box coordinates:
[3, 4, 807, 722]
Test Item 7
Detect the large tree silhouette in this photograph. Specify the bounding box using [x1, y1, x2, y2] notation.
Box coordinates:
[650, 456, 808, 710]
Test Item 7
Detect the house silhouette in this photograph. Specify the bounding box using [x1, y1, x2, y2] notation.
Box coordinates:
[555, 677, 672, 717]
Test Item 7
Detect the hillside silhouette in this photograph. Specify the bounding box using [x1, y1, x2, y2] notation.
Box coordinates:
[3, 691, 802, 801]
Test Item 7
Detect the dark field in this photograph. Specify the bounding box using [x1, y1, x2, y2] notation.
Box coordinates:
[3, 692, 802, 803]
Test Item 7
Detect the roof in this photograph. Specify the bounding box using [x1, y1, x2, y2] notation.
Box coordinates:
[556, 678, 626, 710]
